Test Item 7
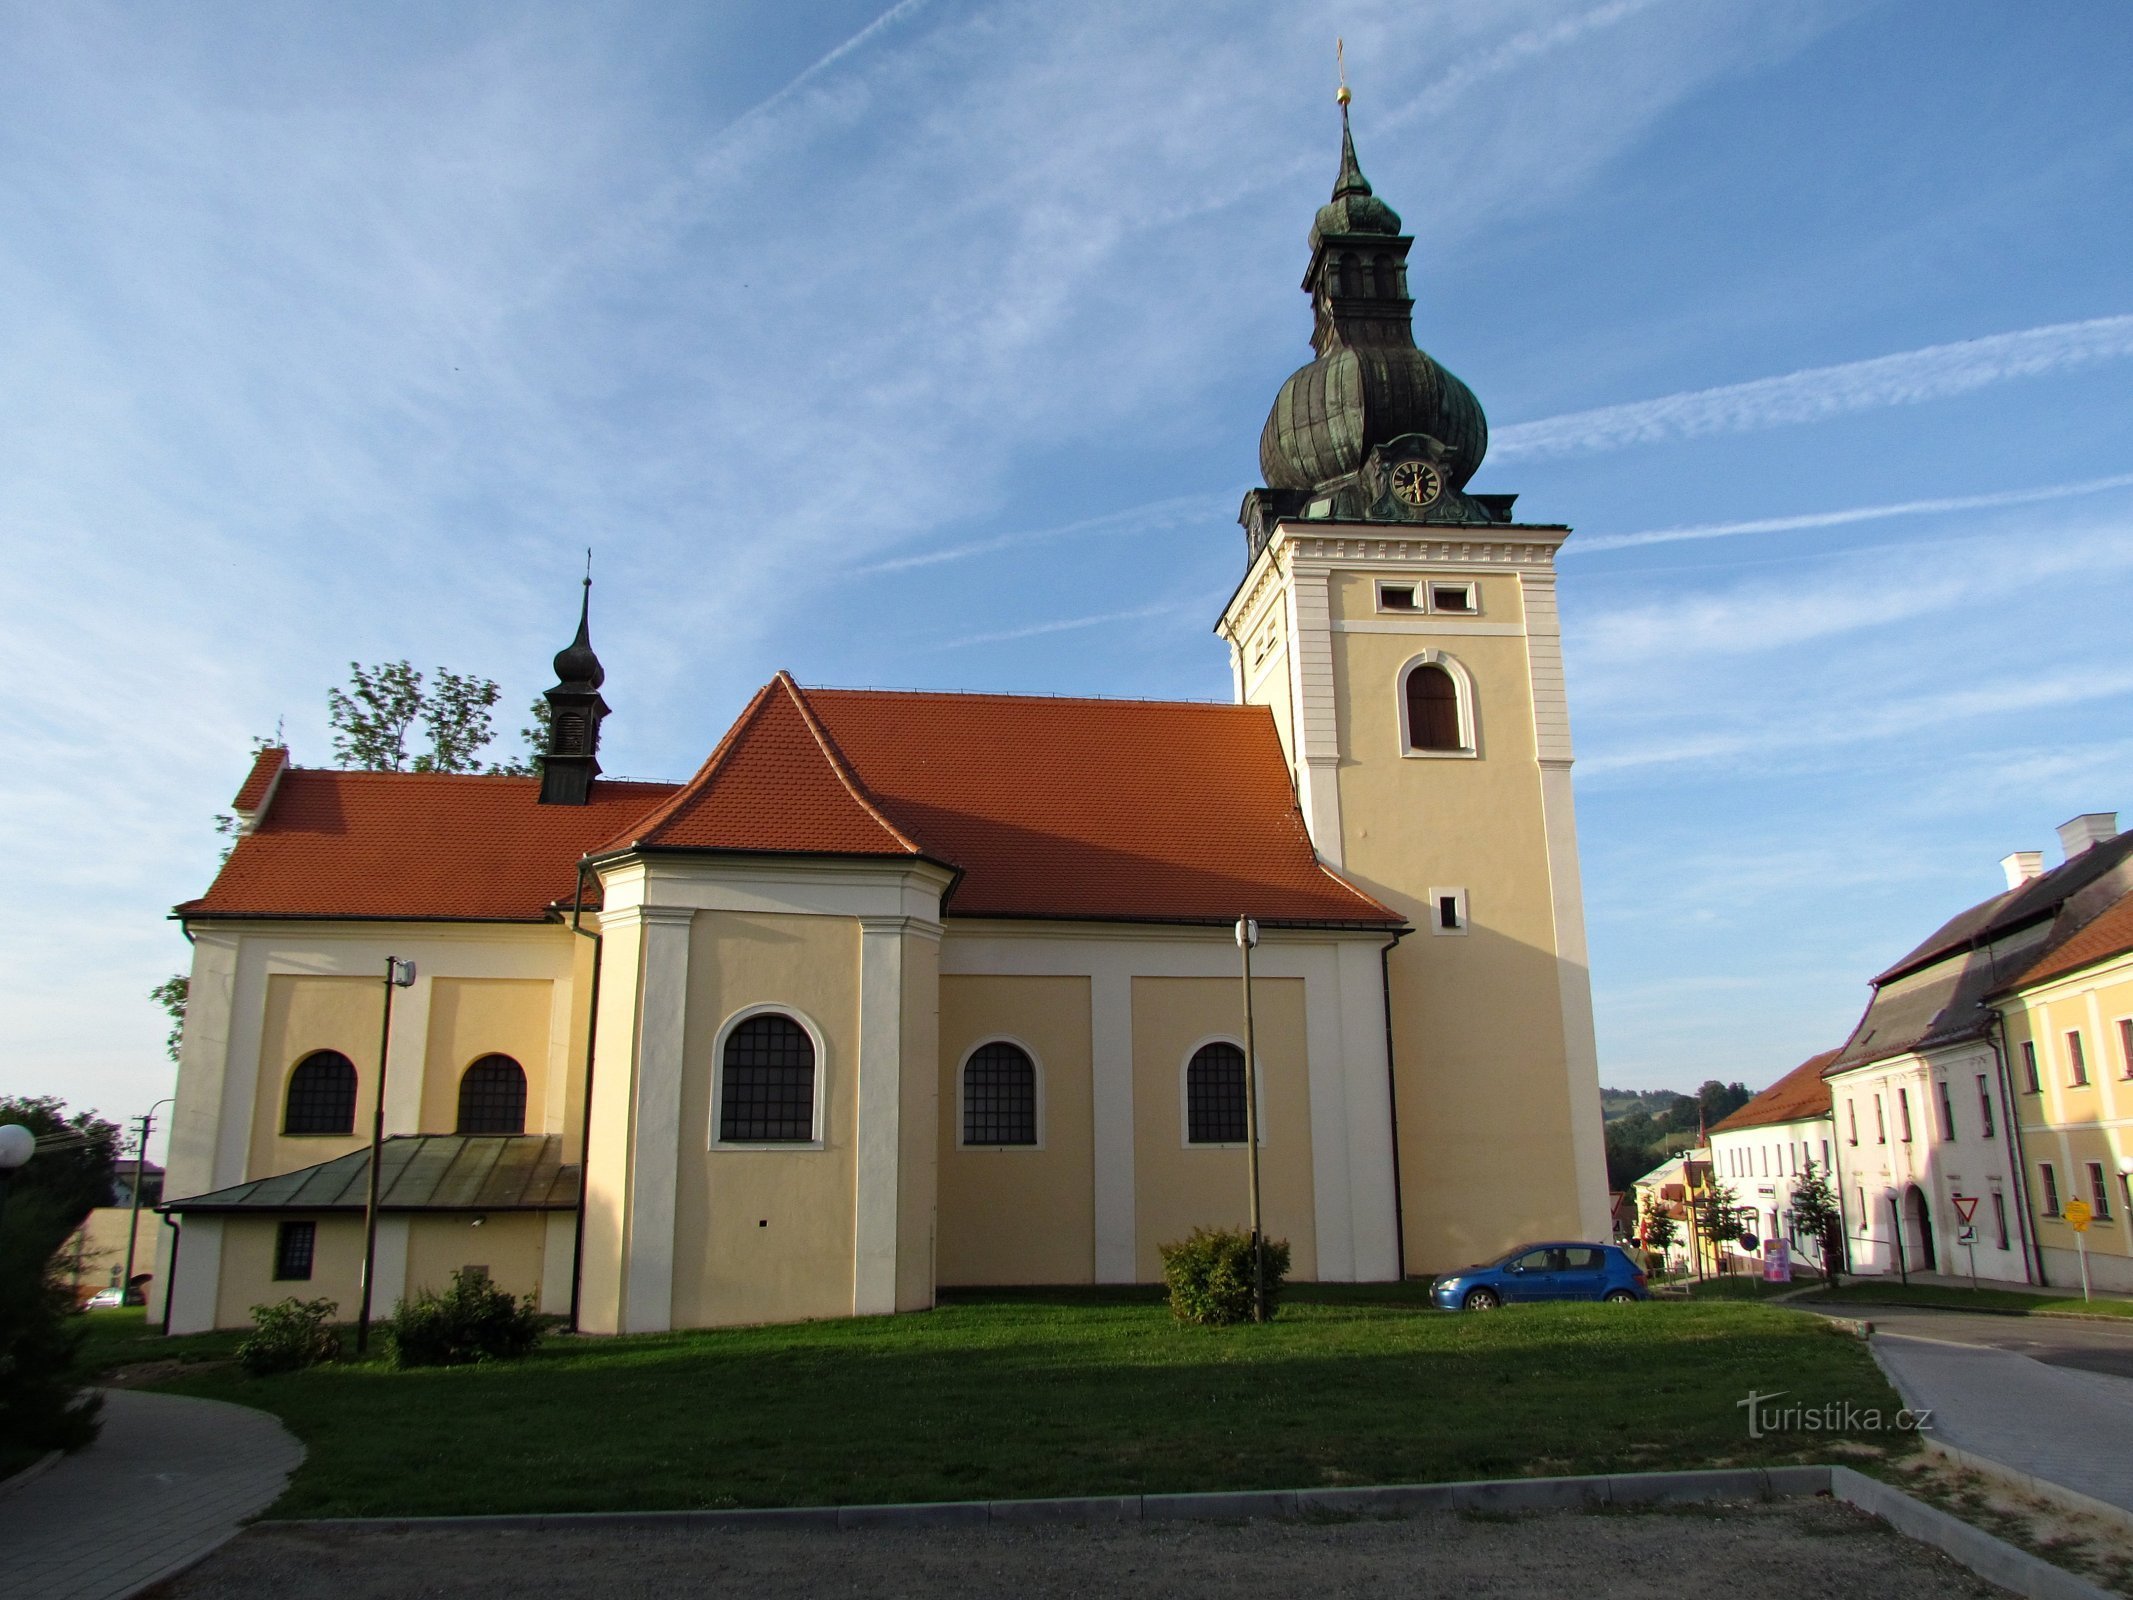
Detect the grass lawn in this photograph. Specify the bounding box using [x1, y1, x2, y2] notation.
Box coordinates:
[1802, 1282, 2133, 1318]
[96, 1290, 1911, 1518]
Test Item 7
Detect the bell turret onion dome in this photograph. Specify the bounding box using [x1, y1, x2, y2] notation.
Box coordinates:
[1258, 107, 1488, 496]
[552, 578, 605, 690]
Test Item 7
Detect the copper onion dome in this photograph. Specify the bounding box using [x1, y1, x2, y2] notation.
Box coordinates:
[1258, 107, 1488, 496]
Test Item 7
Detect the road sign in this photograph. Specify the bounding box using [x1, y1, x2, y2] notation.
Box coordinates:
[1953, 1194, 1979, 1224]
[2065, 1198, 2094, 1233]
[1958, 1224, 1977, 1243]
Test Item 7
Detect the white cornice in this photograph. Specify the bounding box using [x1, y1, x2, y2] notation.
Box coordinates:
[1219, 519, 1566, 633]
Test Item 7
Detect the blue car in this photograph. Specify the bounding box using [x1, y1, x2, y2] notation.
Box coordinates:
[1431, 1241, 1649, 1311]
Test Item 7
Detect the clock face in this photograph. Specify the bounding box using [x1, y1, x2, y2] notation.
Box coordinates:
[1389, 460, 1443, 507]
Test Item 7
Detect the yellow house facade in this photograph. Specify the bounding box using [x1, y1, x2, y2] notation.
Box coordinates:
[156, 107, 1607, 1334]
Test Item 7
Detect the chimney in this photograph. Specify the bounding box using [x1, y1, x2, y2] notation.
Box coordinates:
[2001, 851, 2045, 890]
[2057, 813, 2120, 861]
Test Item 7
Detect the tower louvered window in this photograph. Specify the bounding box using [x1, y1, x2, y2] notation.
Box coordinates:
[1186, 1042, 1250, 1145]
[721, 1014, 816, 1142]
[457, 1055, 528, 1136]
[283, 1051, 358, 1135]
[963, 1042, 1037, 1146]
[1405, 664, 1461, 751]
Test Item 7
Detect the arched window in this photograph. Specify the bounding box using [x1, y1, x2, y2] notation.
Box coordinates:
[1186, 1042, 1249, 1145]
[720, 1013, 816, 1143]
[456, 1054, 527, 1136]
[1374, 252, 1395, 296]
[1405, 664, 1460, 750]
[1338, 251, 1359, 296]
[963, 1041, 1037, 1147]
[283, 1050, 357, 1135]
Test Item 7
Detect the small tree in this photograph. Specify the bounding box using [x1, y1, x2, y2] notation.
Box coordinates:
[1690, 1180, 1743, 1275]
[1789, 1159, 1843, 1286]
[150, 975, 188, 1063]
[327, 661, 537, 775]
[1639, 1194, 1678, 1268]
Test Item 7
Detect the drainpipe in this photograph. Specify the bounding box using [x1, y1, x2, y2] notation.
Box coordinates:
[566, 857, 604, 1331]
[1988, 1012, 2048, 1287]
[1379, 935, 1408, 1281]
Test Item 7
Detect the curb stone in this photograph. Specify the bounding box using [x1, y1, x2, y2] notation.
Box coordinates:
[0, 1450, 64, 1502]
[1920, 1436, 2133, 1543]
[276, 1463, 2103, 1593]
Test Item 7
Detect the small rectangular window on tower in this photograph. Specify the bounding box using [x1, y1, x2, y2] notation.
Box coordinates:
[1429, 886, 1468, 935]
[1429, 583, 1477, 614]
[1377, 583, 1418, 611]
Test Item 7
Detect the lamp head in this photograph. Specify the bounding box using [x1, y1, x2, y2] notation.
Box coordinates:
[1235, 917, 1259, 950]
[388, 958, 417, 988]
[0, 1123, 35, 1171]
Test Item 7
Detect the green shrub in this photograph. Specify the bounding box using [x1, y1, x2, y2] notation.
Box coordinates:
[1158, 1227, 1290, 1325]
[390, 1268, 542, 1368]
[237, 1297, 342, 1376]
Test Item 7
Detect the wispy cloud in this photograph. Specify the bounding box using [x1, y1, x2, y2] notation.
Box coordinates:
[1496, 314, 2133, 461]
[929, 601, 1191, 651]
[847, 493, 1226, 577]
[1572, 472, 2133, 554]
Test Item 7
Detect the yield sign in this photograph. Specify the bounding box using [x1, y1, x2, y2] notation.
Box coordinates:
[1953, 1194, 1979, 1224]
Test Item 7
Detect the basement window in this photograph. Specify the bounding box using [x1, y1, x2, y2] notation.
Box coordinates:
[1430, 886, 1469, 935]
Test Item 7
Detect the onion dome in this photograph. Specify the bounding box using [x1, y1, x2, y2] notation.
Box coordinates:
[1258, 106, 1488, 497]
[553, 578, 604, 690]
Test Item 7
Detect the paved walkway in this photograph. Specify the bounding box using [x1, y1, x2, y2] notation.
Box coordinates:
[1874, 1329, 2133, 1514]
[0, 1389, 303, 1600]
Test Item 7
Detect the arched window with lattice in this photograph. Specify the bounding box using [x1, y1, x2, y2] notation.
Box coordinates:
[718, 1012, 818, 1143]
[456, 1054, 528, 1136]
[283, 1050, 357, 1135]
[962, 1041, 1038, 1147]
[1185, 1041, 1250, 1145]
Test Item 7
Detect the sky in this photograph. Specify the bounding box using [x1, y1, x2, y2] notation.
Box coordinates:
[4, 0, 2130, 1158]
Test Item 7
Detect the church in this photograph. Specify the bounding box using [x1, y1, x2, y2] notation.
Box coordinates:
[154, 105, 1610, 1335]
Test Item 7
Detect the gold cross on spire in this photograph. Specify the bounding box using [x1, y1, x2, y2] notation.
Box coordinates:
[1336, 37, 1350, 106]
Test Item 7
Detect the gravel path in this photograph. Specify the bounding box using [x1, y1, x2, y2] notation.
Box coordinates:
[154, 1498, 2008, 1599]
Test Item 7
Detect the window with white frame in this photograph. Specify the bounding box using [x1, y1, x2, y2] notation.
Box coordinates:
[1397, 652, 1476, 756]
[1376, 579, 1478, 616]
[718, 1012, 818, 1144]
[1185, 1041, 1251, 1145]
[962, 1040, 1038, 1147]
[1429, 886, 1468, 935]
[2069, 1030, 2090, 1087]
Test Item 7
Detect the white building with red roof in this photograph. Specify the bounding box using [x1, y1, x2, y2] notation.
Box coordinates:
[1707, 1051, 1838, 1273]
[153, 109, 1610, 1333]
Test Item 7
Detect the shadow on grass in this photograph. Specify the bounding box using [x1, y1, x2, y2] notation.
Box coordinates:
[142, 1298, 1909, 1518]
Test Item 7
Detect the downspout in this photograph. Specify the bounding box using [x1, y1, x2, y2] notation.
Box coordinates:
[1988, 1011, 2047, 1286]
[566, 856, 604, 1331]
[1379, 934, 1408, 1281]
[160, 1219, 182, 1335]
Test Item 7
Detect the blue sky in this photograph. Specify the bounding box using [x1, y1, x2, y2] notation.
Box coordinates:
[6, 0, 2131, 1151]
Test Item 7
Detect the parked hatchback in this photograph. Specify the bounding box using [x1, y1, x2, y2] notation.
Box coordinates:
[1432, 1242, 1648, 1311]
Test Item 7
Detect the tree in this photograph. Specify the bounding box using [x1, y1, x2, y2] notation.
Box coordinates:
[326, 662, 540, 775]
[150, 975, 188, 1063]
[0, 1096, 120, 1455]
[1690, 1179, 1744, 1274]
[1789, 1158, 1844, 1285]
[489, 698, 550, 779]
[1639, 1193, 1678, 1263]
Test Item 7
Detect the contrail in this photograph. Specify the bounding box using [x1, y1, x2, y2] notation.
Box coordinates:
[932, 601, 1186, 651]
[849, 494, 1225, 578]
[1495, 314, 2133, 462]
[1572, 473, 2133, 554]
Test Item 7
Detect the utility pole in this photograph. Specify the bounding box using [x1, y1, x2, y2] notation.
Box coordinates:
[356, 956, 416, 1355]
[121, 1097, 174, 1305]
[1236, 917, 1266, 1324]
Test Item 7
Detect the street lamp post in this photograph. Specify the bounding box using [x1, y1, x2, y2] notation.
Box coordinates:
[122, 1097, 176, 1306]
[1235, 917, 1266, 1325]
[355, 957, 417, 1356]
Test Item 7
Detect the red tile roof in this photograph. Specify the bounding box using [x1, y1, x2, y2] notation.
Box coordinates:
[1713, 1050, 1839, 1132]
[2007, 886, 2133, 991]
[604, 674, 923, 859]
[798, 684, 1394, 925]
[231, 745, 289, 813]
[180, 771, 680, 922]
[181, 677, 1399, 929]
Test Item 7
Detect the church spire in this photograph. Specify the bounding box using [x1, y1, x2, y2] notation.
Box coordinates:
[538, 558, 609, 806]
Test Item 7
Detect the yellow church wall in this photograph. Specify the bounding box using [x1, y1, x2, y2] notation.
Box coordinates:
[248, 975, 380, 1181]
[670, 909, 862, 1329]
[1315, 566, 1588, 1271]
[403, 1212, 548, 1302]
[936, 974, 1096, 1285]
[213, 1214, 365, 1328]
[560, 926, 598, 1158]
[896, 930, 942, 1311]
[417, 978, 556, 1135]
[1130, 975, 1316, 1281]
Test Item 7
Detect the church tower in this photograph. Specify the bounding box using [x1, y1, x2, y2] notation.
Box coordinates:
[1217, 97, 1610, 1267]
